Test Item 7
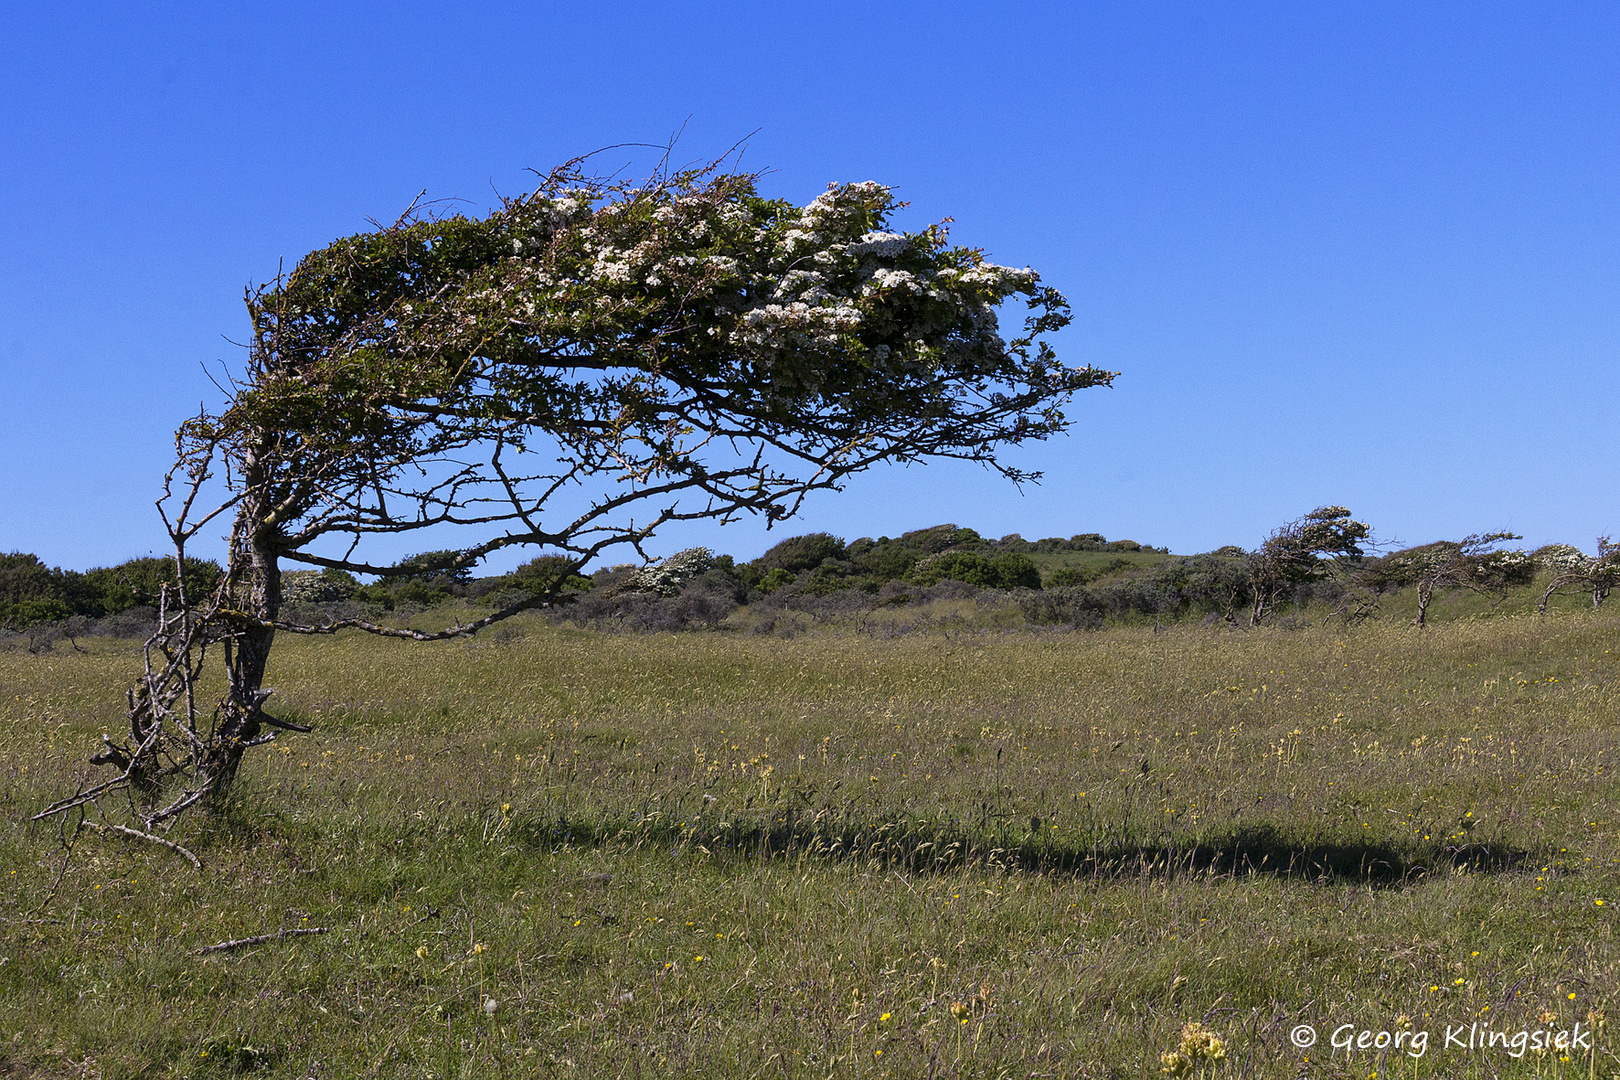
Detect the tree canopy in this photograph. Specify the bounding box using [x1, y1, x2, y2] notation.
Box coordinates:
[192, 158, 1110, 592]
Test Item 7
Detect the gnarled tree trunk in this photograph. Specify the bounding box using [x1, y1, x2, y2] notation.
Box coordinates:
[212, 495, 283, 795]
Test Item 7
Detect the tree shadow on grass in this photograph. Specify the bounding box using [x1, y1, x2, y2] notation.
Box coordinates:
[513, 813, 1537, 888]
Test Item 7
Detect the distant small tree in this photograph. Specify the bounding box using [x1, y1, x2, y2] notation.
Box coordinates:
[1382, 532, 1534, 626]
[1244, 507, 1370, 626]
[1536, 537, 1620, 612]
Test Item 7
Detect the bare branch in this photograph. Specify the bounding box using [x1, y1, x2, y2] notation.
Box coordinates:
[83, 821, 203, 871]
[195, 926, 330, 955]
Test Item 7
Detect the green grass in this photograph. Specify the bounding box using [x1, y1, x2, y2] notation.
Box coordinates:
[3, 605, 1619, 1078]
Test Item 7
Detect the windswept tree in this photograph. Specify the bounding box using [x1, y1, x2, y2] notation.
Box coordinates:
[1244, 506, 1370, 626]
[1379, 532, 1534, 626]
[1536, 537, 1620, 612]
[36, 155, 1113, 841]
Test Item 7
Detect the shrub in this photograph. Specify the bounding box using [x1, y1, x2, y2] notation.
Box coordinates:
[589, 564, 639, 593]
[1533, 544, 1588, 573]
[98, 606, 157, 639]
[75, 555, 222, 617]
[757, 567, 797, 594]
[1016, 587, 1106, 629]
[281, 568, 359, 605]
[0, 553, 61, 605]
[800, 558, 860, 594]
[633, 548, 717, 596]
[910, 551, 1041, 590]
[752, 533, 847, 575]
[992, 553, 1042, 589]
[899, 524, 982, 554]
[388, 550, 477, 583]
[1079, 554, 1251, 620]
[0, 597, 70, 628]
[850, 541, 921, 582]
[511, 555, 592, 596]
[558, 566, 742, 632]
[1045, 557, 1136, 589]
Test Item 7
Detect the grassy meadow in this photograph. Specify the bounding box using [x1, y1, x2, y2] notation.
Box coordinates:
[3, 601, 1619, 1078]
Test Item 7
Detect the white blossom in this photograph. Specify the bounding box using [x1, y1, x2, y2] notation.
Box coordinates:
[633, 547, 716, 595]
[846, 232, 911, 259]
[864, 268, 921, 295]
[591, 258, 634, 283]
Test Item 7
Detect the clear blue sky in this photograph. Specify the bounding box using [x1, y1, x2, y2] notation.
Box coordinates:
[4, 2, 1617, 572]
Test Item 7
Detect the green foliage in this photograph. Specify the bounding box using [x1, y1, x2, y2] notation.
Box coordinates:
[756, 567, 797, 594]
[909, 550, 1042, 590]
[744, 525, 1101, 596]
[0, 552, 60, 605]
[1084, 552, 1251, 620]
[1, 552, 222, 626]
[1015, 586, 1107, 628]
[990, 532, 1169, 556]
[1044, 565, 1086, 589]
[899, 523, 983, 554]
[0, 553, 66, 627]
[991, 552, 1042, 589]
[511, 555, 592, 596]
[0, 597, 71, 627]
[848, 538, 921, 582]
[751, 533, 847, 576]
[386, 550, 476, 584]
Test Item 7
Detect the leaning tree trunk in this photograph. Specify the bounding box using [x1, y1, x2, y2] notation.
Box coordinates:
[209, 464, 284, 798]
